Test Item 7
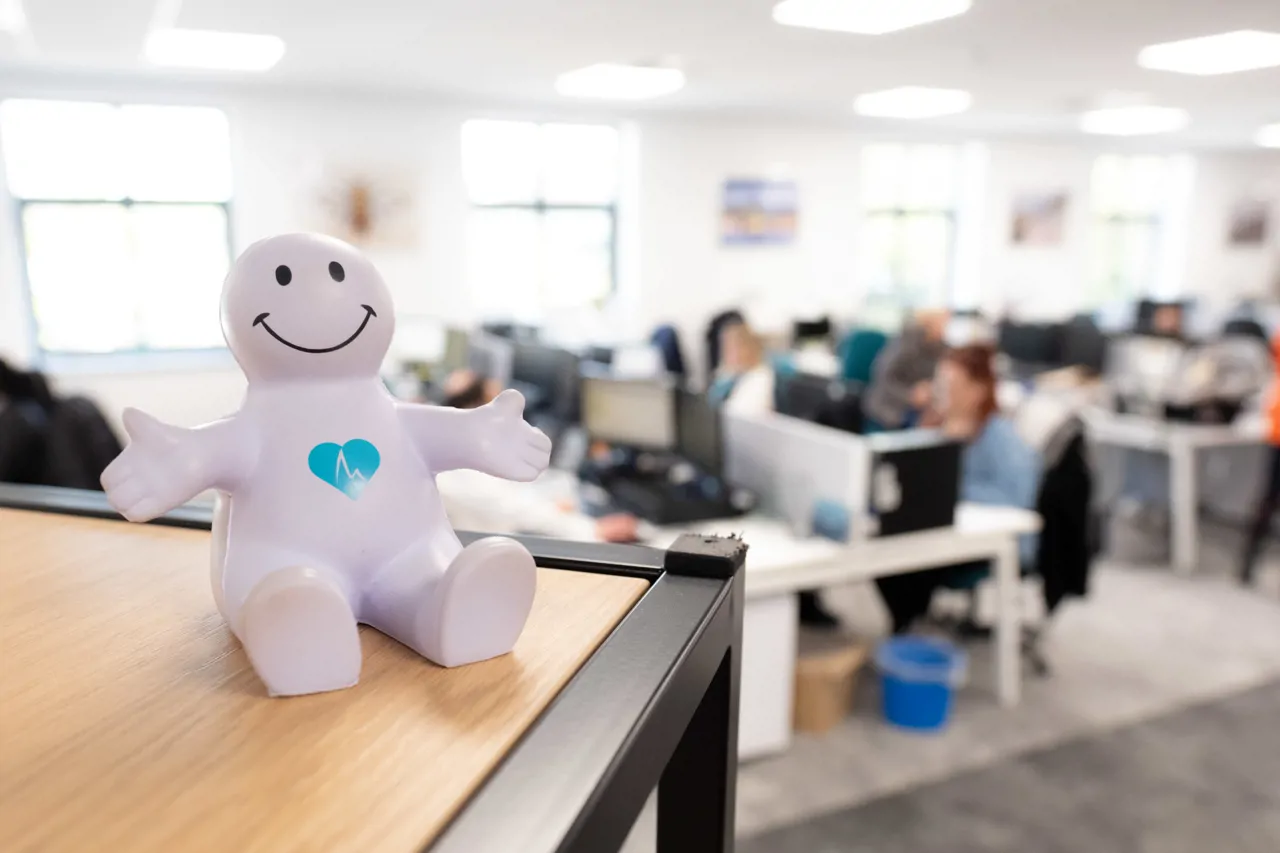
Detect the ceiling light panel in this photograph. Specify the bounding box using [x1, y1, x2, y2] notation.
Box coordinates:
[853, 86, 971, 119]
[773, 0, 972, 36]
[144, 29, 286, 72]
[1138, 30, 1280, 76]
[555, 64, 685, 100]
[1079, 106, 1188, 136]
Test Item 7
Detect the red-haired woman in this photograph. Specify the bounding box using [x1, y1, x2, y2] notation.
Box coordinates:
[876, 344, 1041, 633]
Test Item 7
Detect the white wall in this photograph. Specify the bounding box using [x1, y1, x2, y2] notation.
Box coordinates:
[1, 80, 1278, 428]
[979, 142, 1096, 320]
[1185, 151, 1280, 306]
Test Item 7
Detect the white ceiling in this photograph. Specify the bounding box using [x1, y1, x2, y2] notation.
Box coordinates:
[3, 0, 1280, 147]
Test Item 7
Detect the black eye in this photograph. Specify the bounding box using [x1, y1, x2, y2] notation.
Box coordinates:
[328, 261, 345, 282]
[275, 265, 292, 286]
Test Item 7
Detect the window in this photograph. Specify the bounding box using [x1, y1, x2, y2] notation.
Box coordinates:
[1088, 154, 1191, 305]
[858, 143, 960, 325]
[1, 99, 232, 355]
[461, 120, 619, 320]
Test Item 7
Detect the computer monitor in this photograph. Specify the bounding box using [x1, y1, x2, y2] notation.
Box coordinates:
[467, 334, 514, 386]
[677, 389, 722, 474]
[441, 327, 469, 373]
[581, 376, 676, 450]
[777, 372, 834, 422]
[776, 373, 863, 434]
[511, 342, 581, 421]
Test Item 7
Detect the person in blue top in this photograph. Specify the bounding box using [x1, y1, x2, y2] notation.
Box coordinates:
[876, 343, 1040, 633]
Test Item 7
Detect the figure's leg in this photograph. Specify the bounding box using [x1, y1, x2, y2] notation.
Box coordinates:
[223, 541, 361, 697]
[364, 534, 536, 668]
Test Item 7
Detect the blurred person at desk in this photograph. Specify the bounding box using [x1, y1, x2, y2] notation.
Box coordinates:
[708, 321, 775, 416]
[441, 368, 502, 409]
[863, 309, 950, 431]
[876, 343, 1040, 633]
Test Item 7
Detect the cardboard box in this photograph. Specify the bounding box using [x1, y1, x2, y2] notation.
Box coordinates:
[792, 632, 870, 735]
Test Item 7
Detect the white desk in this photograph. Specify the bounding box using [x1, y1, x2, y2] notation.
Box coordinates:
[1083, 408, 1263, 574]
[648, 505, 1038, 756]
[436, 470, 1039, 758]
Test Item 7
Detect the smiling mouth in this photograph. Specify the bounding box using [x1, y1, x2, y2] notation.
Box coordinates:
[253, 304, 377, 354]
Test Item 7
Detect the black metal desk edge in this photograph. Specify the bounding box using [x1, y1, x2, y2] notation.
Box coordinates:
[0, 483, 747, 853]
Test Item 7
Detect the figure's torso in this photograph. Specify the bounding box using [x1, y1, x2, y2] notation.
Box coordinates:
[227, 379, 451, 569]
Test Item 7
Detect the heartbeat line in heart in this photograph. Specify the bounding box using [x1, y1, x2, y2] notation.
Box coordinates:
[308, 439, 381, 500]
[334, 450, 369, 482]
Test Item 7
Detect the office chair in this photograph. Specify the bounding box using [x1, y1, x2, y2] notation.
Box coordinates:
[1222, 317, 1268, 343]
[836, 328, 889, 385]
[776, 373, 865, 434]
[934, 417, 1095, 677]
[1059, 315, 1109, 375]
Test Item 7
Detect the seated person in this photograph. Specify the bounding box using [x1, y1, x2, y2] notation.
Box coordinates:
[442, 368, 502, 409]
[875, 343, 1040, 634]
[863, 309, 949, 431]
[708, 321, 775, 416]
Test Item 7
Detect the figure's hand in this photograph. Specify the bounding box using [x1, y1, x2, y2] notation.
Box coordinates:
[101, 409, 204, 522]
[474, 390, 553, 482]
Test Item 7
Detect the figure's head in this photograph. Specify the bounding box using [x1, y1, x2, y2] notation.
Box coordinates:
[221, 233, 394, 381]
[936, 343, 999, 425]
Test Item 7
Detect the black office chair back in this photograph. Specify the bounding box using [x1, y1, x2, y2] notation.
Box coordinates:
[777, 373, 864, 434]
[1222, 318, 1268, 343]
[1035, 419, 1095, 614]
[1059, 316, 1108, 375]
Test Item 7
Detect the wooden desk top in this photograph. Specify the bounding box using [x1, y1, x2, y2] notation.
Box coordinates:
[0, 509, 648, 853]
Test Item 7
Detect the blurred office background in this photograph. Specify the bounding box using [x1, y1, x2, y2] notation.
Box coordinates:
[2, 1, 1280, 851]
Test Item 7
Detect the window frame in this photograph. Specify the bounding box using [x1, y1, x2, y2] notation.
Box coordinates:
[463, 121, 621, 316]
[4, 100, 237, 369]
[858, 144, 962, 310]
[1087, 154, 1176, 306]
[1089, 209, 1162, 306]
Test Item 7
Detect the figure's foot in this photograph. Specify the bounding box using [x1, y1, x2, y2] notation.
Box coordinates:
[421, 537, 537, 668]
[239, 567, 362, 697]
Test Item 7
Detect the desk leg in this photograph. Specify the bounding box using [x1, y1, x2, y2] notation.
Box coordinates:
[1169, 439, 1197, 576]
[993, 539, 1022, 707]
[657, 574, 742, 853]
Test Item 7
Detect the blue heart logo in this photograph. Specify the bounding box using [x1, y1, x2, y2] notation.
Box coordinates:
[308, 439, 381, 500]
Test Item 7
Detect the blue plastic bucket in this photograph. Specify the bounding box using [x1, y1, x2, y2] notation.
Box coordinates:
[875, 636, 967, 732]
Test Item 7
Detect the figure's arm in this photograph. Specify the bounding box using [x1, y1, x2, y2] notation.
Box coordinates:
[101, 409, 258, 522]
[398, 390, 552, 481]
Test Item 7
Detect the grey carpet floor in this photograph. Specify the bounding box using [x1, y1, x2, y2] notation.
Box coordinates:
[738, 679, 1280, 853]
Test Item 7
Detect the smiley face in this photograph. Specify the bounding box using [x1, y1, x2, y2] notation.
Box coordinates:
[221, 233, 395, 381]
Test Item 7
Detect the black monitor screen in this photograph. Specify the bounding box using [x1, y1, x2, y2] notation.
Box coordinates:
[511, 343, 581, 420]
[677, 390, 722, 475]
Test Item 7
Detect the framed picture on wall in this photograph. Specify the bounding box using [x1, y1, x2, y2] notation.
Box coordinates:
[721, 178, 798, 245]
[1010, 191, 1068, 246]
[310, 164, 420, 249]
[1227, 198, 1269, 246]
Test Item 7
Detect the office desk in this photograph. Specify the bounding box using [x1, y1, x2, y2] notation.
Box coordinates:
[0, 486, 745, 853]
[436, 471, 1038, 757]
[1084, 408, 1264, 574]
[653, 505, 1039, 757]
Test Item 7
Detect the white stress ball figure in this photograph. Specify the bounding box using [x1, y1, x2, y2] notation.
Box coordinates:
[100, 233, 552, 697]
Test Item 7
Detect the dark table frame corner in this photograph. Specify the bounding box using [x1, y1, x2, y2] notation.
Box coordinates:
[0, 483, 747, 853]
